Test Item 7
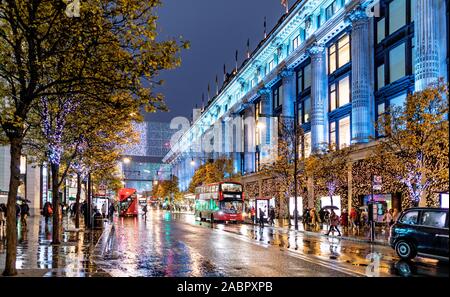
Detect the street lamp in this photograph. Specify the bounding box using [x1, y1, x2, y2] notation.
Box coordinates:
[190, 158, 195, 166]
[123, 157, 131, 164]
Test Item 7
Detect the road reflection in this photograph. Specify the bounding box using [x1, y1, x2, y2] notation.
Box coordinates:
[161, 210, 448, 277]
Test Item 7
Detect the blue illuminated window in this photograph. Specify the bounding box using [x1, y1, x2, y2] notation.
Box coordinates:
[325, 1, 337, 21]
[293, 35, 300, 50]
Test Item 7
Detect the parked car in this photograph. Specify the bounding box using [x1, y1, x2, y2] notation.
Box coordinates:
[389, 207, 449, 260]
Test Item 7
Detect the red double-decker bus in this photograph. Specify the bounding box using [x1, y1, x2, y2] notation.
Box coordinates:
[194, 181, 244, 223]
[118, 188, 138, 217]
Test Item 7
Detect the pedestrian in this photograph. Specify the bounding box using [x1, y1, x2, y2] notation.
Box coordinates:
[326, 210, 341, 236]
[318, 208, 326, 226]
[310, 208, 319, 231]
[42, 202, 53, 224]
[20, 202, 30, 227]
[269, 207, 275, 226]
[392, 208, 400, 222]
[142, 204, 148, 220]
[340, 209, 349, 233]
[349, 207, 358, 232]
[360, 208, 368, 229]
[101, 203, 107, 219]
[384, 209, 394, 230]
[108, 203, 115, 220]
[258, 208, 265, 228]
[324, 210, 330, 226]
[250, 206, 256, 224]
[0, 203, 7, 229]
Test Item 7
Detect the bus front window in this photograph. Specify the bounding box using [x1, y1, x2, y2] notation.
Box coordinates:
[220, 201, 243, 213]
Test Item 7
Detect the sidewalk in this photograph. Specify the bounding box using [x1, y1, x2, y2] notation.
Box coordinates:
[0, 215, 112, 277]
[244, 218, 390, 246]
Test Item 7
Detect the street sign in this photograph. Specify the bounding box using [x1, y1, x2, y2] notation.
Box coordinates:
[373, 175, 382, 191]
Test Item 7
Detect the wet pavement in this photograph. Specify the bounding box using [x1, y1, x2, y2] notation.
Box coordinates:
[0, 216, 110, 277]
[95, 209, 449, 277]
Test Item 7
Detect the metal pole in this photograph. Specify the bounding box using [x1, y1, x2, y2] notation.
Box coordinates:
[370, 174, 375, 242]
[294, 100, 298, 230]
[87, 172, 92, 229]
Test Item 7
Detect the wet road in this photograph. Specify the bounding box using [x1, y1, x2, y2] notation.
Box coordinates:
[96, 210, 449, 277]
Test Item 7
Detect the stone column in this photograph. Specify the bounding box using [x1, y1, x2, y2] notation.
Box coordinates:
[232, 114, 244, 175]
[244, 106, 255, 174]
[349, 8, 371, 143]
[414, 0, 440, 90]
[281, 68, 295, 119]
[258, 87, 274, 162]
[309, 44, 328, 152]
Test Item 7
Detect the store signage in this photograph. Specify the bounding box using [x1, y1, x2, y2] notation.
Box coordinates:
[373, 176, 382, 191]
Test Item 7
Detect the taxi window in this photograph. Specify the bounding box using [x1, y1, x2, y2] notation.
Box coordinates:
[399, 211, 419, 225]
[420, 211, 447, 228]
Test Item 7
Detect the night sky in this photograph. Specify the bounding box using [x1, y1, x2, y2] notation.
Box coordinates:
[146, 0, 287, 123]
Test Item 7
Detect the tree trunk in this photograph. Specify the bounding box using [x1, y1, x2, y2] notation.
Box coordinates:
[75, 172, 81, 228]
[2, 138, 22, 276]
[51, 163, 61, 244]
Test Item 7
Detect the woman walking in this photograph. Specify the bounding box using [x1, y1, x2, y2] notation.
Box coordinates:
[326, 210, 341, 236]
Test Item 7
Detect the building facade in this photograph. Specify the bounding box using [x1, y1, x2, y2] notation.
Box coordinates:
[164, 0, 449, 215]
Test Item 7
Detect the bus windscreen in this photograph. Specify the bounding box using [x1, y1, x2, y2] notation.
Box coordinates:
[221, 183, 242, 193]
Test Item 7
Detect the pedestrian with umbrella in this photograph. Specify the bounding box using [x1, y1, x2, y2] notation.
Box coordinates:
[322, 206, 341, 236]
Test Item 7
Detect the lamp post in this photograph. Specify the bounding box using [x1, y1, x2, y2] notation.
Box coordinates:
[259, 100, 300, 230]
[293, 100, 299, 230]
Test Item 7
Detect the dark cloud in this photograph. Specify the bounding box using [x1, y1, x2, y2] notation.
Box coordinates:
[146, 0, 285, 122]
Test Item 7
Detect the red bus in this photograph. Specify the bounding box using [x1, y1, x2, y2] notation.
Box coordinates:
[118, 188, 138, 217]
[194, 181, 244, 223]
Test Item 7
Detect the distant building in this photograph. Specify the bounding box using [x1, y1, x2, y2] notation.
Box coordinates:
[121, 121, 174, 195]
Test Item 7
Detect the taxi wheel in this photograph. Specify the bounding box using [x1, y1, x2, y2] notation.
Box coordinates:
[395, 240, 417, 260]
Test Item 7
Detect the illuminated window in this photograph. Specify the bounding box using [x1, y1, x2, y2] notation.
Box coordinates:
[390, 93, 406, 110]
[273, 85, 283, 109]
[329, 44, 336, 74]
[303, 132, 311, 158]
[330, 122, 336, 146]
[325, 1, 337, 20]
[389, 43, 405, 83]
[268, 60, 275, 72]
[377, 102, 385, 136]
[389, 0, 406, 34]
[329, 75, 350, 111]
[377, 18, 385, 44]
[297, 63, 312, 94]
[330, 84, 336, 111]
[328, 34, 350, 74]
[377, 64, 385, 90]
[337, 35, 350, 68]
[338, 116, 350, 149]
[304, 97, 311, 123]
[303, 64, 311, 89]
[293, 35, 300, 50]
